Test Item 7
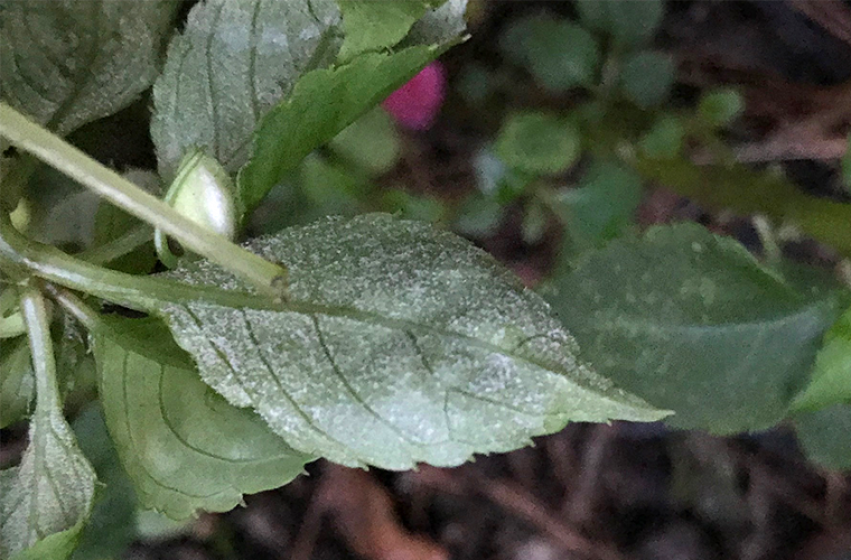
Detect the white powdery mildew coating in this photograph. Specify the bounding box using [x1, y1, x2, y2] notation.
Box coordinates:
[163, 215, 661, 468]
[151, 0, 342, 178]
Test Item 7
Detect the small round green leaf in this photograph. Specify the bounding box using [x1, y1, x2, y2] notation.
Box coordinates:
[619, 51, 675, 109]
[500, 13, 599, 92]
[495, 112, 581, 175]
[697, 88, 744, 128]
[575, 0, 664, 48]
[639, 115, 685, 159]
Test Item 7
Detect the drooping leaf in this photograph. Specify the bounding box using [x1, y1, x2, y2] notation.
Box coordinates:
[500, 13, 599, 92]
[794, 404, 851, 471]
[575, 0, 664, 48]
[793, 306, 851, 411]
[91, 315, 310, 520]
[0, 1, 176, 136]
[0, 336, 34, 428]
[0, 357, 96, 560]
[238, 46, 453, 213]
[337, 0, 430, 61]
[158, 214, 666, 470]
[150, 0, 343, 181]
[546, 224, 842, 434]
[494, 112, 581, 175]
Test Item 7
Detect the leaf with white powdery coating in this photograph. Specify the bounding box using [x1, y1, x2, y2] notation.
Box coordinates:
[237, 0, 466, 213]
[92, 316, 311, 520]
[0, 294, 96, 560]
[159, 214, 666, 470]
[151, 0, 343, 181]
[0, 1, 176, 136]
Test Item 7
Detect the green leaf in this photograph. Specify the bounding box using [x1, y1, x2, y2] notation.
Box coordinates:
[453, 193, 503, 238]
[337, 0, 430, 61]
[91, 169, 159, 274]
[0, 336, 34, 428]
[697, 88, 744, 128]
[238, 46, 450, 213]
[91, 315, 310, 520]
[404, 0, 468, 46]
[500, 13, 599, 92]
[618, 51, 675, 109]
[329, 108, 401, 176]
[553, 159, 643, 250]
[639, 115, 685, 159]
[575, 0, 664, 48]
[150, 0, 343, 181]
[158, 214, 666, 470]
[0, 368, 95, 560]
[70, 404, 137, 560]
[793, 306, 851, 411]
[494, 112, 581, 175]
[794, 404, 851, 471]
[299, 153, 372, 216]
[0, 1, 176, 136]
[546, 224, 842, 433]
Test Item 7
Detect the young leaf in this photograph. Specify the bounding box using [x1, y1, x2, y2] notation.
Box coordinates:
[500, 13, 599, 92]
[0, 1, 176, 136]
[575, 0, 664, 48]
[92, 315, 311, 520]
[238, 46, 452, 213]
[494, 112, 581, 175]
[546, 224, 842, 434]
[158, 214, 666, 470]
[337, 0, 431, 61]
[0, 336, 34, 428]
[618, 51, 675, 109]
[553, 159, 643, 250]
[792, 306, 851, 411]
[794, 404, 851, 471]
[697, 88, 744, 128]
[1, 289, 96, 560]
[150, 0, 343, 181]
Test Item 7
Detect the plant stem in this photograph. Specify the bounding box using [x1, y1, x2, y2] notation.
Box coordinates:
[0, 214, 268, 312]
[631, 155, 851, 258]
[74, 224, 153, 265]
[19, 282, 61, 409]
[0, 103, 287, 299]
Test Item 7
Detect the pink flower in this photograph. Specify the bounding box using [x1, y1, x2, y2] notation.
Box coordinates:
[382, 62, 446, 131]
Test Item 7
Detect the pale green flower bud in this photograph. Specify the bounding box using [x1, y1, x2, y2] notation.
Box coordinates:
[155, 149, 237, 268]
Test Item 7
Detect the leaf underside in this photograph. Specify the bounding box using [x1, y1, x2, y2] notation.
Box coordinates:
[0, 0, 176, 136]
[159, 214, 665, 470]
[0, 394, 96, 559]
[150, 0, 342, 181]
[93, 316, 310, 520]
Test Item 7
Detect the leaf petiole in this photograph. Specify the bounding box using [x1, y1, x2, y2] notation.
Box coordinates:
[0, 103, 288, 300]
